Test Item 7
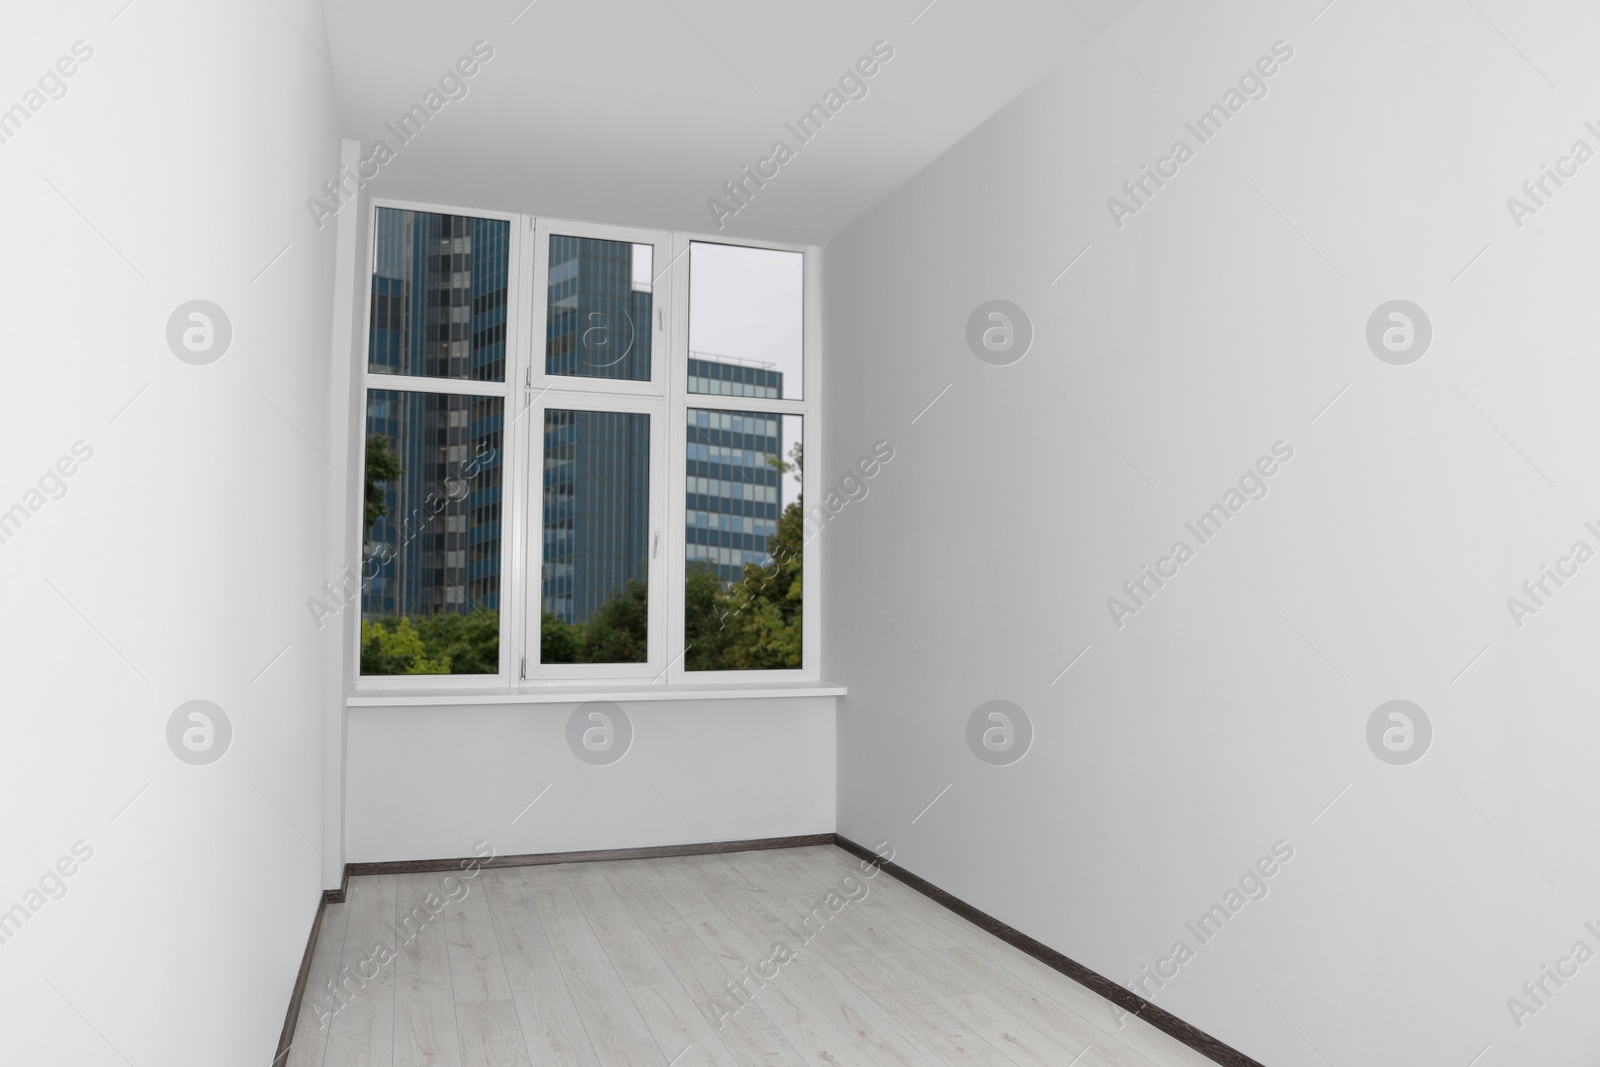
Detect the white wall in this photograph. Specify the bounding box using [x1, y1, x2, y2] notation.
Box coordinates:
[824, 1, 1600, 1064]
[0, 3, 342, 1064]
[345, 697, 835, 862]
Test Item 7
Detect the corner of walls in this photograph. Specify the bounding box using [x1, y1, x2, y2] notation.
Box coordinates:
[321, 136, 365, 897]
[820, 1, 1600, 1064]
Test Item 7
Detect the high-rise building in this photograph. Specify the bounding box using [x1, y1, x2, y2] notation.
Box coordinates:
[685, 356, 785, 583]
[545, 235, 652, 382]
[541, 237, 654, 624]
[364, 210, 508, 620]
[365, 221, 790, 627]
[541, 409, 651, 624]
[687, 353, 782, 400]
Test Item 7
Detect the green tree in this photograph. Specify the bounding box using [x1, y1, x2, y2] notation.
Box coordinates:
[413, 611, 499, 674]
[682, 563, 733, 671]
[540, 611, 586, 665]
[580, 579, 650, 663]
[541, 580, 649, 664]
[364, 434, 402, 533]
[361, 617, 450, 674]
[718, 492, 803, 668]
[362, 433, 812, 675]
[682, 441, 804, 670]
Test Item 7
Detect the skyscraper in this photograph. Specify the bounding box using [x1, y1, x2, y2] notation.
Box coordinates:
[541, 409, 651, 624]
[686, 356, 786, 583]
[364, 210, 508, 620]
[545, 235, 652, 382]
[541, 237, 655, 627]
[365, 220, 791, 633]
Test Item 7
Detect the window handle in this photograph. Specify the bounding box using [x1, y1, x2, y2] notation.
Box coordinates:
[653, 531, 660, 558]
[657, 308, 665, 331]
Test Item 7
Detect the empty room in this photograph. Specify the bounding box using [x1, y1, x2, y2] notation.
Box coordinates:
[4, 0, 1596, 1064]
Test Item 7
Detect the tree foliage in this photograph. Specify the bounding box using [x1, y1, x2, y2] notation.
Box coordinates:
[540, 579, 650, 665]
[364, 441, 806, 675]
[360, 617, 450, 675]
[360, 612, 498, 675]
[687, 440, 804, 670]
[364, 433, 403, 533]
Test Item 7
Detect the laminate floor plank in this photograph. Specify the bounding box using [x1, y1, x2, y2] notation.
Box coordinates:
[715, 852, 1019, 1067]
[607, 859, 880, 1067]
[285, 896, 350, 1067]
[774, 848, 1196, 1067]
[659, 855, 952, 1067]
[478, 867, 601, 1067]
[518, 863, 668, 1065]
[444, 868, 515, 1004]
[322, 875, 399, 1067]
[393, 872, 463, 1067]
[454, 999, 527, 1067]
[801, 847, 1205, 1067]
[757, 848, 1081, 1067]
[289, 848, 1221, 1067]
[445, 867, 533, 1066]
[564, 860, 775, 1067]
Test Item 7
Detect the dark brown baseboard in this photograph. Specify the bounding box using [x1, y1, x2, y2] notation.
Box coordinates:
[833, 835, 1266, 1067]
[272, 893, 329, 1066]
[344, 832, 836, 877]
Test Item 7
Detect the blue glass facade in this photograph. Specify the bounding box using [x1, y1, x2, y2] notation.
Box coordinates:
[546, 236, 652, 381]
[369, 210, 508, 382]
[363, 210, 508, 623]
[686, 361, 787, 584]
[687, 355, 782, 400]
[542, 410, 650, 624]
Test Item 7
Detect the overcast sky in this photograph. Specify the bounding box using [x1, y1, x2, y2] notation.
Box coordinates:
[688, 242, 804, 401]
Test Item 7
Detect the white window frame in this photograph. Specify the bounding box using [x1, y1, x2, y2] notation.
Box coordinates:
[352, 198, 820, 692]
[354, 198, 529, 692]
[667, 233, 819, 686]
[524, 389, 668, 683]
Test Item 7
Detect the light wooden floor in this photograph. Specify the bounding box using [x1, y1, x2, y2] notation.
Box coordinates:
[285, 845, 1214, 1067]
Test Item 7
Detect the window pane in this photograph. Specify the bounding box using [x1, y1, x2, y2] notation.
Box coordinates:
[688, 243, 803, 400]
[361, 389, 504, 675]
[545, 236, 654, 381]
[542, 410, 651, 664]
[369, 208, 509, 382]
[684, 409, 802, 671]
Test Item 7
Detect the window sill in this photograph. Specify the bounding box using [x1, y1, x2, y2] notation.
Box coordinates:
[346, 681, 847, 708]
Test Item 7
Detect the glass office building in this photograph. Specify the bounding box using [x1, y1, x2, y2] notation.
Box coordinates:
[541, 408, 651, 623]
[545, 235, 653, 381]
[366, 222, 790, 625]
[686, 358, 786, 584]
[365, 210, 508, 620]
[541, 237, 656, 625]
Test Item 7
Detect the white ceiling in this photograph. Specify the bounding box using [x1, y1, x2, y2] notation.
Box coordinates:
[323, 0, 1145, 244]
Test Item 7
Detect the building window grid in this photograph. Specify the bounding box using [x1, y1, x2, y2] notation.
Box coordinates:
[685, 363, 786, 584]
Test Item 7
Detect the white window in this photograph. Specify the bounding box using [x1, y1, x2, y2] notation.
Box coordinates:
[355, 204, 817, 688]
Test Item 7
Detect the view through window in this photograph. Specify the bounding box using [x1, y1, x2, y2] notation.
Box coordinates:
[684, 242, 805, 671]
[360, 209, 508, 676]
[358, 212, 811, 680]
